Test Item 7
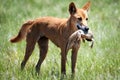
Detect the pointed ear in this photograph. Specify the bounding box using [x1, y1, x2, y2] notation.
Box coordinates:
[82, 1, 91, 11]
[69, 2, 77, 15]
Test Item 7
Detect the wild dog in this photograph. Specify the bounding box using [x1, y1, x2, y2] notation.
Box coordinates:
[10, 1, 91, 74]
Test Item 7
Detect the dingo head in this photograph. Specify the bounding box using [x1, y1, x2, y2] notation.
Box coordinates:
[69, 1, 91, 34]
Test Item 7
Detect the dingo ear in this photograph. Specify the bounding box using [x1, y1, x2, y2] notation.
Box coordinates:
[82, 1, 91, 11]
[69, 2, 77, 15]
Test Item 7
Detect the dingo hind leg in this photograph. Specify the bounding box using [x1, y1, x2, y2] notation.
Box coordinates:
[21, 32, 39, 70]
[36, 37, 48, 74]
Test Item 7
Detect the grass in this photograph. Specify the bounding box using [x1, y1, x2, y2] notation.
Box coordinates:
[0, 0, 120, 80]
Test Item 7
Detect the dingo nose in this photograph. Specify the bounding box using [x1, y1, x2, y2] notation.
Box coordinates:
[85, 27, 89, 31]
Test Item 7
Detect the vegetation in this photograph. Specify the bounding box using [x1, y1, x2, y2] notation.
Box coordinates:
[0, 0, 120, 80]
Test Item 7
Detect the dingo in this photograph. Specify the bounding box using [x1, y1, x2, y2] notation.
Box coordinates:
[10, 1, 91, 74]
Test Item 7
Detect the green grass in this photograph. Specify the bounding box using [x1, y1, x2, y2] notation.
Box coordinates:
[0, 0, 120, 80]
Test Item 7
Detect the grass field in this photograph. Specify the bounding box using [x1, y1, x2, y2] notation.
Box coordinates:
[0, 0, 120, 80]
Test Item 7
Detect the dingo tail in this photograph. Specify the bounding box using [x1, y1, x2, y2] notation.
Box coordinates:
[10, 20, 34, 43]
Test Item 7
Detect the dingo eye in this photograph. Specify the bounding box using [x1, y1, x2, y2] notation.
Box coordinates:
[78, 17, 82, 21]
[86, 18, 88, 21]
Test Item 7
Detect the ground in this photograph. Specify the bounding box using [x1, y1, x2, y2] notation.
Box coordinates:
[0, 0, 120, 80]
